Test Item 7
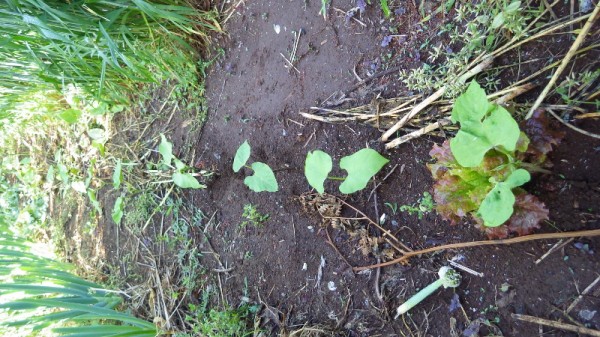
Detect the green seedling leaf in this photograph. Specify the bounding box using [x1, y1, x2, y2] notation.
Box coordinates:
[491, 12, 504, 29]
[110, 104, 125, 113]
[174, 158, 186, 172]
[451, 79, 491, 124]
[57, 109, 82, 124]
[305, 150, 333, 194]
[450, 81, 520, 167]
[339, 149, 389, 194]
[380, 0, 391, 18]
[233, 141, 251, 173]
[478, 169, 530, 227]
[244, 162, 278, 192]
[159, 134, 174, 166]
[505, 1, 521, 13]
[87, 190, 102, 214]
[92, 141, 105, 156]
[172, 173, 204, 189]
[112, 196, 124, 225]
[112, 160, 122, 189]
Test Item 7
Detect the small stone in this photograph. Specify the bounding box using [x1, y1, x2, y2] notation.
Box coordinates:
[273, 24, 281, 34]
[579, 309, 596, 321]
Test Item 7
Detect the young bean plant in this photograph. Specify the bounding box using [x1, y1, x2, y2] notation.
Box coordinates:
[305, 148, 388, 194]
[233, 141, 278, 192]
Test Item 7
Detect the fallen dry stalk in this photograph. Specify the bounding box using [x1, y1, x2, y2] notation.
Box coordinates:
[380, 56, 493, 142]
[512, 314, 600, 336]
[526, 2, 600, 119]
[547, 109, 600, 139]
[353, 229, 600, 271]
[566, 274, 600, 314]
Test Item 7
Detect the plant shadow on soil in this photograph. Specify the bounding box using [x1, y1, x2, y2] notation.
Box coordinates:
[63, 1, 600, 336]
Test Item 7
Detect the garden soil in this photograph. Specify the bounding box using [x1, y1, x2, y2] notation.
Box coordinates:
[72, 1, 600, 336]
[190, 1, 600, 336]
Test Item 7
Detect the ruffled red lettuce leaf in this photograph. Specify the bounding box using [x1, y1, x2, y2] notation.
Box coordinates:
[428, 141, 496, 224]
[428, 140, 455, 178]
[475, 193, 548, 238]
[476, 217, 510, 239]
[520, 109, 565, 164]
[506, 193, 549, 236]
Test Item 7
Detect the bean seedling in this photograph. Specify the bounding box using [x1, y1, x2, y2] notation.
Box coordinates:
[158, 134, 208, 189]
[305, 148, 388, 194]
[233, 141, 278, 193]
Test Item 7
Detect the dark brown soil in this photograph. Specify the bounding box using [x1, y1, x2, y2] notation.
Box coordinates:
[188, 1, 600, 336]
[59, 1, 600, 336]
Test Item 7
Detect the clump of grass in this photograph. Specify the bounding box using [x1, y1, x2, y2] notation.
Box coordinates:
[0, 0, 220, 105]
[0, 225, 157, 336]
[177, 290, 259, 337]
[400, 0, 535, 96]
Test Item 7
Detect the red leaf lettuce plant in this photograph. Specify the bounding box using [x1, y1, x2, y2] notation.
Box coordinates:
[428, 81, 563, 238]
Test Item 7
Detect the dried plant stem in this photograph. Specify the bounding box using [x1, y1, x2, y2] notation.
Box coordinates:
[354, 229, 600, 271]
[381, 56, 493, 143]
[566, 274, 600, 314]
[512, 314, 600, 336]
[385, 119, 451, 149]
[547, 109, 600, 139]
[526, 3, 600, 119]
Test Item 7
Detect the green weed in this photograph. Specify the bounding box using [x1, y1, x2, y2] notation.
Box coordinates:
[0, 225, 157, 336]
[240, 204, 269, 229]
[399, 0, 533, 97]
[399, 192, 435, 219]
[178, 291, 258, 337]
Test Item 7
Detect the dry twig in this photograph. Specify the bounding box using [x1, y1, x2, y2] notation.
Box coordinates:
[512, 314, 600, 336]
[354, 229, 600, 271]
[526, 3, 600, 119]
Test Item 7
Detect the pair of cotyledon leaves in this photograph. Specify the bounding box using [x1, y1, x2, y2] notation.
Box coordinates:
[233, 141, 389, 194]
[158, 134, 205, 189]
[233, 141, 278, 192]
[305, 148, 389, 194]
[450, 81, 530, 227]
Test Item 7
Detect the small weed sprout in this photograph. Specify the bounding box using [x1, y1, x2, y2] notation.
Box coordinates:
[240, 204, 269, 229]
[157, 134, 210, 189]
[399, 192, 434, 219]
[384, 202, 398, 215]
